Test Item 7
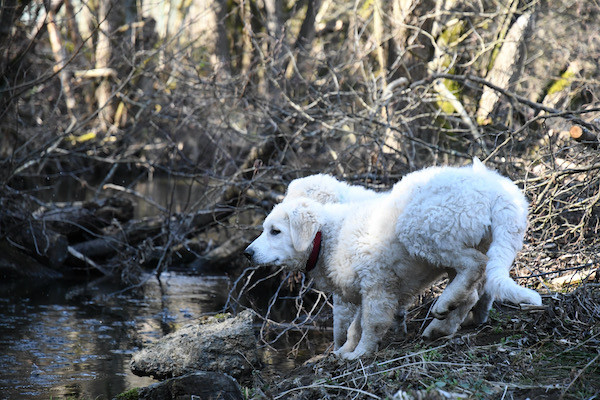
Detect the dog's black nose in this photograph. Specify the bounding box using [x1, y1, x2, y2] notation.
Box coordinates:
[243, 247, 254, 260]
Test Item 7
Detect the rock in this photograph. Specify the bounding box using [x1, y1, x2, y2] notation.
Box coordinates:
[134, 371, 243, 400]
[130, 309, 260, 380]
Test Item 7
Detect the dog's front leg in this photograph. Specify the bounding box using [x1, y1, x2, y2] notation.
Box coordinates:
[332, 295, 358, 350]
[340, 291, 397, 360]
[333, 310, 361, 356]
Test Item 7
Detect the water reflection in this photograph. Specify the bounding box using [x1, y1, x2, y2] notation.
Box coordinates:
[10, 173, 218, 219]
[132, 177, 215, 218]
[0, 272, 229, 400]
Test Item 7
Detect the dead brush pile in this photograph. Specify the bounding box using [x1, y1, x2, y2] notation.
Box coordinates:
[518, 148, 600, 292]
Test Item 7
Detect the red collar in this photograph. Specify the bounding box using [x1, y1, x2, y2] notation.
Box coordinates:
[306, 231, 322, 272]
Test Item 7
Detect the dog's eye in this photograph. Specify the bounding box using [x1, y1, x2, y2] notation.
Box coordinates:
[270, 228, 281, 236]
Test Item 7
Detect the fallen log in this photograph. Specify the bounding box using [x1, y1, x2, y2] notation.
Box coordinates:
[35, 197, 134, 236]
[67, 246, 113, 275]
[192, 230, 257, 270]
[5, 220, 69, 269]
[0, 240, 64, 279]
[70, 216, 163, 260]
[2, 171, 265, 278]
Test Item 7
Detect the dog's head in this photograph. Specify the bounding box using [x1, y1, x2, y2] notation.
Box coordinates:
[244, 198, 321, 271]
[285, 174, 343, 204]
[286, 174, 380, 205]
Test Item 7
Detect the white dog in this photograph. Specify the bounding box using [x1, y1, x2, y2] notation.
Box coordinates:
[245, 160, 542, 359]
[284, 159, 542, 324]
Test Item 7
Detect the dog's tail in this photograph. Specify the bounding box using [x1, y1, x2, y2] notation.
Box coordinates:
[485, 194, 542, 306]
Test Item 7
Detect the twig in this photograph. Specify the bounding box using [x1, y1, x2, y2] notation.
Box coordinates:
[67, 246, 112, 275]
[559, 353, 600, 400]
[273, 383, 381, 400]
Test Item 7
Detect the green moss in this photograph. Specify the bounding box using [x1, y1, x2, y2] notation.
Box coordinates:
[436, 78, 462, 114]
[115, 387, 139, 400]
[547, 69, 576, 96]
[437, 20, 465, 47]
[433, 21, 465, 114]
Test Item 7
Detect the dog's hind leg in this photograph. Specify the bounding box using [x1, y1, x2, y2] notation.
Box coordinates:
[431, 248, 487, 319]
[423, 285, 481, 340]
[464, 289, 494, 326]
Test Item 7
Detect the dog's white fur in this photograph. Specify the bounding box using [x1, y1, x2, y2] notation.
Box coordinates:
[245, 160, 542, 359]
[285, 159, 542, 314]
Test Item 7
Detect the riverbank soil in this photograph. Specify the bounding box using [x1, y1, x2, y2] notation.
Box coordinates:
[252, 284, 599, 400]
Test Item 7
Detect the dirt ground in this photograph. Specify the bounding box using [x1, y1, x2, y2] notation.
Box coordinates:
[250, 283, 599, 400]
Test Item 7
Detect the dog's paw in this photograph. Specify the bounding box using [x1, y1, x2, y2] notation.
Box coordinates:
[519, 289, 542, 306]
[334, 343, 374, 360]
[340, 346, 367, 360]
[333, 341, 358, 357]
[431, 301, 458, 319]
[422, 318, 458, 341]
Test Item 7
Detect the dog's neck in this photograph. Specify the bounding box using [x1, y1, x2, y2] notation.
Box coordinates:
[306, 231, 322, 272]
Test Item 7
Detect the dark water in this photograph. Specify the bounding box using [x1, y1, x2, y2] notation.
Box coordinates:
[0, 272, 231, 400]
[1, 178, 331, 399]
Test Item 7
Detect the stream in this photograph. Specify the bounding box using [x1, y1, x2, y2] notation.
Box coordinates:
[0, 270, 329, 399]
[0, 272, 237, 399]
[0, 177, 330, 399]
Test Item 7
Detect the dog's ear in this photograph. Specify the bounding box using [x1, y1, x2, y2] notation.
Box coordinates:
[288, 201, 320, 252]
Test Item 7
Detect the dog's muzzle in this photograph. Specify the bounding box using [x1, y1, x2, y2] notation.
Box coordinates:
[243, 246, 254, 261]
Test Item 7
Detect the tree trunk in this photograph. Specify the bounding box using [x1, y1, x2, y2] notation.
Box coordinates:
[476, 12, 534, 125]
[263, 0, 283, 39]
[184, 0, 230, 78]
[95, 0, 116, 129]
[390, 0, 435, 81]
[240, 0, 253, 76]
[294, 0, 323, 52]
[46, 0, 76, 119]
[287, 0, 323, 78]
[211, 0, 231, 79]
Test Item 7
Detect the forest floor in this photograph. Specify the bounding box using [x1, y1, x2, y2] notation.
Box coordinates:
[252, 283, 599, 400]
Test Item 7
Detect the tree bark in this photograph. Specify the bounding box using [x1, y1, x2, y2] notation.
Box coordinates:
[294, 0, 323, 52]
[212, 0, 231, 79]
